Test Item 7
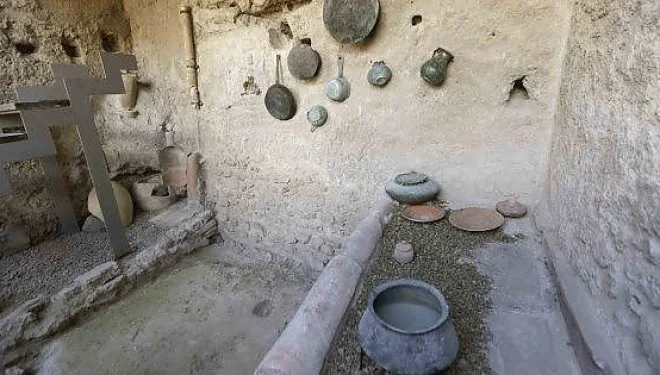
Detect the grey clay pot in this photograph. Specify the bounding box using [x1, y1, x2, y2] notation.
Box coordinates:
[420, 48, 454, 86]
[385, 172, 440, 204]
[367, 61, 392, 86]
[358, 279, 459, 375]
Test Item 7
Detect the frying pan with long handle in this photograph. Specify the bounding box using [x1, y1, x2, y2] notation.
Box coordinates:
[265, 55, 296, 120]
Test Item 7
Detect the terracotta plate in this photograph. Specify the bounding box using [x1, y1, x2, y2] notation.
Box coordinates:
[402, 205, 446, 223]
[448, 207, 504, 232]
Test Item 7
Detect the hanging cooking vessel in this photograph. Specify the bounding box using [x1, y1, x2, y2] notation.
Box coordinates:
[323, 0, 380, 44]
[367, 61, 392, 87]
[420, 48, 454, 86]
[324, 56, 350, 102]
[287, 38, 321, 80]
[307, 105, 328, 132]
[265, 54, 296, 120]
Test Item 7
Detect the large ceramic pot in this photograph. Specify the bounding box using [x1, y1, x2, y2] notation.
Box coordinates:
[385, 172, 440, 204]
[358, 279, 459, 375]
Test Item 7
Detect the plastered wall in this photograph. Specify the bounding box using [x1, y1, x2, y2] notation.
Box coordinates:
[0, 0, 131, 251]
[546, 0, 660, 372]
[108, 0, 571, 269]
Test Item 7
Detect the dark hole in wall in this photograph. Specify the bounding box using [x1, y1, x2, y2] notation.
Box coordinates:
[280, 20, 293, 39]
[101, 31, 119, 52]
[300, 37, 311, 45]
[508, 76, 530, 101]
[14, 42, 37, 55]
[61, 37, 81, 58]
[412, 15, 422, 26]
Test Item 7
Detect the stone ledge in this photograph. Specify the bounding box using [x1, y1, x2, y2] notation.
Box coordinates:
[254, 198, 392, 375]
[0, 208, 217, 368]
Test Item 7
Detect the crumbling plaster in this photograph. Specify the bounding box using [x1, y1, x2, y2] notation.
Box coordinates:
[104, 0, 572, 269]
[545, 0, 660, 372]
[0, 0, 131, 248]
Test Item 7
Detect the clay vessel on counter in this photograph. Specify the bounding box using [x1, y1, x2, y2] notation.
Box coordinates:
[88, 181, 134, 227]
[367, 61, 392, 87]
[358, 279, 459, 374]
[385, 172, 440, 204]
[131, 180, 177, 212]
[420, 48, 454, 86]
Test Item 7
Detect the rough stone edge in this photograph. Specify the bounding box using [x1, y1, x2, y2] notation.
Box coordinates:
[0, 207, 218, 368]
[542, 234, 626, 375]
[254, 198, 393, 375]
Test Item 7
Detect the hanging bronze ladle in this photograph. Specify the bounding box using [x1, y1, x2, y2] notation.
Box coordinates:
[265, 54, 297, 120]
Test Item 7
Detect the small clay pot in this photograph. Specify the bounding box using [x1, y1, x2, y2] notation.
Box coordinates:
[367, 61, 392, 87]
[420, 48, 454, 86]
[307, 105, 328, 132]
[132, 181, 177, 212]
[393, 242, 414, 263]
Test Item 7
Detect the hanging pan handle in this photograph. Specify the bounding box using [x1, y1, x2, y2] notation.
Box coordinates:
[275, 54, 281, 85]
[337, 56, 344, 78]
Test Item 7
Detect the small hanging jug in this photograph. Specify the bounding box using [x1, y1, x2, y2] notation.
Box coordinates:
[367, 61, 392, 87]
[420, 48, 454, 86]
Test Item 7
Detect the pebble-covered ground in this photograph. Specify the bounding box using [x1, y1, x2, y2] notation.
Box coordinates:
[323, 203, 514, 374]
[0, 213, 165, 315]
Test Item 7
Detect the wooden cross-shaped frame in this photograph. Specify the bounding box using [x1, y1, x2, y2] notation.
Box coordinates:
[0, 53, 138, 258]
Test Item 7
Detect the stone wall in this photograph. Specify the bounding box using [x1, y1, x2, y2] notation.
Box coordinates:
[0, 0, 131, 251]
[107, 0, 571, 269]
[545, 0, 660, 372]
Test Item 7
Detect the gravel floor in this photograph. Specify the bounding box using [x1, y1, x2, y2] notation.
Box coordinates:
[323, 203, 514, 375]
[0, 213, 165, 316]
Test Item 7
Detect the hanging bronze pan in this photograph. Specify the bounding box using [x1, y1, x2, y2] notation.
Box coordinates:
[265, 54, 296, 120]
[323, 0, 380, 44]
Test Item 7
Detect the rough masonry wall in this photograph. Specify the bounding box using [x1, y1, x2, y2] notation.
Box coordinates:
[547, 0, 660, 372]
[111, 0, 571, 269]
[0, 0, 131, 249]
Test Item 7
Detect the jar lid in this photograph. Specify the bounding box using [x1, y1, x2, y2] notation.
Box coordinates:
[394, 172, 428, 186]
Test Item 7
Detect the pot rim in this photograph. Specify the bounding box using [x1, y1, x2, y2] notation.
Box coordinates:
[367, 279, 450, 335]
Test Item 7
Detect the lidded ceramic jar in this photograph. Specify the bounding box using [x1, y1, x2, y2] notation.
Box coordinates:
[385, 172, 440, 204]
[367, 61, 392, 87]
[358, 279, 459, 374]
[420, 48, 454, 86]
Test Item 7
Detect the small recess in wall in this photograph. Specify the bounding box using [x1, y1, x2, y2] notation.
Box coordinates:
[508, 76, 530, 101]
[13, 42, 37, 55]
[101, 31, 119, 52]
[412, 15, 422, 26]
[280, 20, 293, 39]
[61, 36, 81, 58]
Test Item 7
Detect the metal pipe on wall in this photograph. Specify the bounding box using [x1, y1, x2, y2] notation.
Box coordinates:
[179, 6, 201, 109]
